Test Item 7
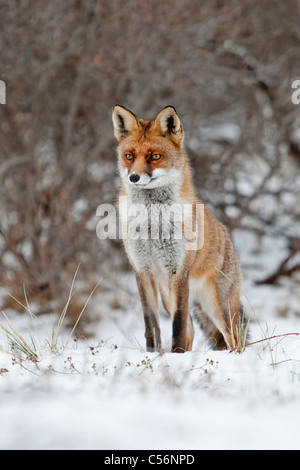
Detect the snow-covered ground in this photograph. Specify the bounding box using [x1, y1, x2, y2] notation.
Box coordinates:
[0, 230, 299, 450]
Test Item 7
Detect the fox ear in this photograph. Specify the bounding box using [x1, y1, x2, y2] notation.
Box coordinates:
[112, 105, 139, 141]
[153, 106, 184, 145]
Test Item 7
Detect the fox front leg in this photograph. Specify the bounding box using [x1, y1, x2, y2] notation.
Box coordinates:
[136, 272, 161, 352]
[171, 274, 194, 353]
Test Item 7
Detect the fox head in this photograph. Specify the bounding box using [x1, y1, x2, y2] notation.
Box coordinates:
[112, 105, 186, 189]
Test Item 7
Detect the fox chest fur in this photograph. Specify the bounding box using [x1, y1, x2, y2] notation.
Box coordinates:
[120, 185, 187, 276]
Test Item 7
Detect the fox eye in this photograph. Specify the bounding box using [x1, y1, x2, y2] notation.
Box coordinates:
[151, 154, 162, 161]
[125, 153, 133, 161]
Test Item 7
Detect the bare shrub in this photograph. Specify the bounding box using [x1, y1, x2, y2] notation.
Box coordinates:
[0, 0, 299, 314]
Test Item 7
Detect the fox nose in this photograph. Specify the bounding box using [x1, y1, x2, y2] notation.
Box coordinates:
[129, 174, 140, 183]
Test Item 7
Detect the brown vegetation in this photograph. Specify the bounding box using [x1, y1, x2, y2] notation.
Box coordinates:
[0, 0, 299, 314]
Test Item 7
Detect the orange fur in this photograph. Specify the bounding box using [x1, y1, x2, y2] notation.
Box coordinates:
[113, 105, 247, 352]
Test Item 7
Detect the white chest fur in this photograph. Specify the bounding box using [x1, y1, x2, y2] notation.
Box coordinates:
[120, 185, 187, 275]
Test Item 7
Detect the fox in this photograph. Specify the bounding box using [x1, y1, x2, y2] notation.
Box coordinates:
[112, 104, 248, 353]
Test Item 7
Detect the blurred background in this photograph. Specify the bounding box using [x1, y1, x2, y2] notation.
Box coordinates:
[0, 0, 299, 330]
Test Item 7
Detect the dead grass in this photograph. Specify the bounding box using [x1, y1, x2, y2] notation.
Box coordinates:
[0, 265, 102, 360]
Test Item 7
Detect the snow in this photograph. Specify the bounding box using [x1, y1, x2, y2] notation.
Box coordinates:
[0, 227, 299, 450]
[1, 264, 300, 451]
[199, 123, 241, 144]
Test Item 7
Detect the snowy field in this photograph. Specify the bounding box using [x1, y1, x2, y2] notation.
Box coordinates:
[0, 231, 299, 451]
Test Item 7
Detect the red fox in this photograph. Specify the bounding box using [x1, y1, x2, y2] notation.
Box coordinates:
[112, 105, 247, 352]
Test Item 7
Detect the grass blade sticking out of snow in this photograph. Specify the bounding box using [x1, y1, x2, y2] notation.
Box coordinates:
[236, 313, 250, 352]
[0, 264, 102, 361]
[227, 305, 250, 353]
[64, 276, 103, 349]
[0, 311, 38, 362]
[51, 263, 81, 352]
[216, 267, 261, 352]
[51, 265, 102, 351]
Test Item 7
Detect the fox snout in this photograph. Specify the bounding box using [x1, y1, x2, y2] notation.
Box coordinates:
[127, 172, 154, 186]
[129, 173, 140, 183]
